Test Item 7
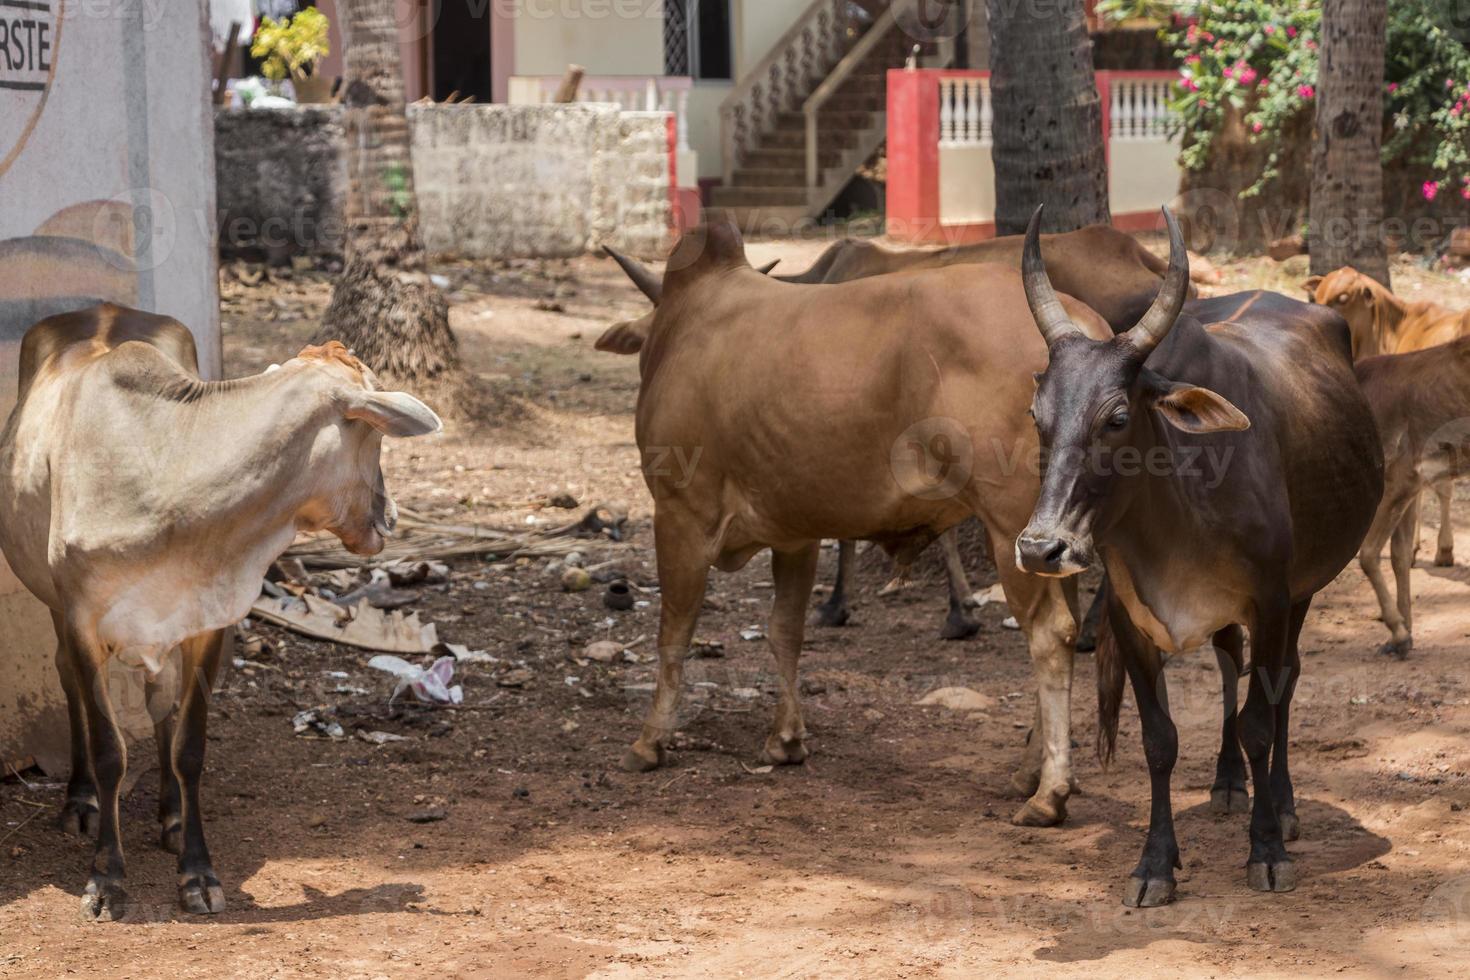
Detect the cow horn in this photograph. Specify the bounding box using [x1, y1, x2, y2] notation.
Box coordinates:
[604, 246, 663, 305]
[756, 259, 780, 275]
[1122, 207, 1190, 358]
[1021, 205, 1084, 347]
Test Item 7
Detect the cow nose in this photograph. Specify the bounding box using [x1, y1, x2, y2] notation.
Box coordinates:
[1016, 533, 1071, 575]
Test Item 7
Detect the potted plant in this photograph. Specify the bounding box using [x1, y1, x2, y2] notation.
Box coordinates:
[250, 7, 333, 104]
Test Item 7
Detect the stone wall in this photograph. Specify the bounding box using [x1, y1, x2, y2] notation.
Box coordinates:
[410, 103, 673, 260]
[215, 107, 348, 261]
[215, 103, 673, 262]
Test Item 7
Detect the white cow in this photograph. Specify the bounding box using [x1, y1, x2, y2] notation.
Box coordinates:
[0, 304, 441, 920]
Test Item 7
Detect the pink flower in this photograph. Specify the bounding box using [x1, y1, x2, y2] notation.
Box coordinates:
[1424, 180, 1440, 201]
[1182, 78, 1199, 92]
[1462, 183, 1470, 201]
[1185, 54, 1200, 65]
[1286, 26, 1297, 38]
[1297, 84, 1315, 99]
[1449, 78, 1457, 89]
[1222, 65, 1234, 80]
[1305, 39, 1317, 50]
[1454, 106, 1463, 117]
[1252, 121, 1263, 133]
[1264, 24, 1275, 35]
[1387, 82, 1398, 93]
[1239, 66, 1258, 86]
[1198, 98, 1208, 107]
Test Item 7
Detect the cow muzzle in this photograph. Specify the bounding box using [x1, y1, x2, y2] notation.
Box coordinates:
[1015, 529, 1091, 577]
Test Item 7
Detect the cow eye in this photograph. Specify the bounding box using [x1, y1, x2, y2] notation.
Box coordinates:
[1107, 411, 1129, 430]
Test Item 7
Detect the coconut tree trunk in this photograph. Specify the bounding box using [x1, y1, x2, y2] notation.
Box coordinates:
[986, 0, 1109, 234]
[320, 0, 461, 384]
[1309, 0, 1389, 288]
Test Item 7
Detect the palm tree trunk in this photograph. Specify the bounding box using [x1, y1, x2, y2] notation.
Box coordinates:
[1309, 0, 1389, 288]
[320, 0, 461, 384]
[985, 0, 1109, 235]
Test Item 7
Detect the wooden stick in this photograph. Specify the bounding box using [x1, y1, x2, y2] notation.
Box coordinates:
[553, 64, 586, 103]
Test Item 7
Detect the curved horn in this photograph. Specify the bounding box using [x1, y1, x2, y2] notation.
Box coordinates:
[1021, 204, 1084, 347]
[603, 246, 663, 305]
[1122, 207, 1190, 358]
[756, 259, 780, 275]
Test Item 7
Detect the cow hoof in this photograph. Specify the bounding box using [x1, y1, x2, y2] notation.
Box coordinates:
[179, 873, 227, 915]
[1247, 860, 1297, 893]
[1122, 876, 1175, 908]
[1378, 637, 1412, 660]
[1280, 812, 1300, 842]
[622, 741, 666, 773]
[160, 822, 183, 855]
[1008, 770, 1041, 799]
[1011, 796, 1066, 827]
[60, 797, 100, 839]
[940, 611, 981, 641]
[1435, 549, 1454, 568]
[1075, 630, 1097, 653]
[1209, 786, 1250, 814]
[760, 734, 809, 766]
[80, 874, 127, 922]
[812, 603, 850, 628]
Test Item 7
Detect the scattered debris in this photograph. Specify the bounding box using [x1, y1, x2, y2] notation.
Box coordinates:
[740, 762, 775, 775]
[739, 627, 766, 642]
[253, 592, 439, 653]
[283, 509, 590, 570]
[916, 687, 997, 712]
[434, 642, 498, 665]
[367, 655, 464, 704]
[292, 708, 345, 739]
[561, 567, 593, 592]
[691, 639, 725, 659]
[582, 640, 626, 663]
[1002, 617, 1020, 631]
[498, 667, 536, 688]
[356, 729, 410, 745]
[407, 806, 448, 824]
[547, 493, 579, 509]
[603, 581, 634, 611]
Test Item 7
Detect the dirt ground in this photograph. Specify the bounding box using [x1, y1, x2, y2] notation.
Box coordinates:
[4, 238, 1470, 978]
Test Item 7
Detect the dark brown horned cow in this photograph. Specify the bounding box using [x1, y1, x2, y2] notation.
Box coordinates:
[599, 212, 1126, 828]
[1016, 208, 1383, 906]
[0, 305, 441, 920]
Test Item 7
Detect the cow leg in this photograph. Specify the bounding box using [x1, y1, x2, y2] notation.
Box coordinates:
[1390, 496, 1419, 657]
[1209, 625, 1249, 814]
[939, 529, 980, 640]
[1240, 598, 1296, 894]
[1359, 487, 1417, 659]
[175, 630, 228, 914]
[66, 624, 129, 921]
[1075, 575, 1107, 653]
[1271, 602, 1308, 844]
[52, 614, 98, 839]
[625, 512, 710, 772]
[994, 537, 1076, 827]
[149, 670, 182, 854]
[1433, 479, 1455, 567]
[812, 540, 853, 627]
[1113, 604, 1180, 908]
[761, 543, 821, 765]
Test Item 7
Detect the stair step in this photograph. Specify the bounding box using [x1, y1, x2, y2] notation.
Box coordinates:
[732, 168, 807, 187]
[741, 147, 846, 170]
[763, 128, 859, 151]
[711, 205, 813, 233]
[775, 110, 875, 131]
[710, 186, 811, 208]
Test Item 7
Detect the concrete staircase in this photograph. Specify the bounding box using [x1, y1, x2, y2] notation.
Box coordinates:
[712, 1, 946, 230]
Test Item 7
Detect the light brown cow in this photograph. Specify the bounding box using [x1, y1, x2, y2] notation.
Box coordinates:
[598, 214, 1129, 828]
[1354, 338, 1470, 657]
[1305, 267, 1470, 598]
[0, 305, 441, 920]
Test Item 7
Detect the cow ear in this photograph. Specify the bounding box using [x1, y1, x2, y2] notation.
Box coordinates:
[345, 390, 443, 437]
[1151, 384, 1250, 434]
[595, 315, 649, 355]
[1302, 275, 1323, 298]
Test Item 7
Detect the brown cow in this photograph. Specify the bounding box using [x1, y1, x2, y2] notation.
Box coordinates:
[1354, 337, 1470, 657]
[598, 214, 1124, 828]
[0, 305, 441, 920]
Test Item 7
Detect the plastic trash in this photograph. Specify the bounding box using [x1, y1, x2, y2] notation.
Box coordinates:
[367, 654, 464, 704]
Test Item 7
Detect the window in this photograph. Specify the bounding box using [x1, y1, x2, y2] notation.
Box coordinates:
[664, 0, 731, 80]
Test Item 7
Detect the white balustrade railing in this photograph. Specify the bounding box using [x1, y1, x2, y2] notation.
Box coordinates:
[508, 75, 693, 153]
[1109, 75, 1176, 141]
[939, 75, 991, 147]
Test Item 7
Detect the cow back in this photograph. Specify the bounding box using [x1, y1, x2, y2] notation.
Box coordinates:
[16, 303, 200, 400]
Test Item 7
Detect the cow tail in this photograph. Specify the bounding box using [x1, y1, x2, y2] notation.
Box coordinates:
[1095, 613, 1124, 768]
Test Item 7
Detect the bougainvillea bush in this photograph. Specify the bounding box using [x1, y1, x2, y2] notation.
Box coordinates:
[1169, 0, 1470, 201]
